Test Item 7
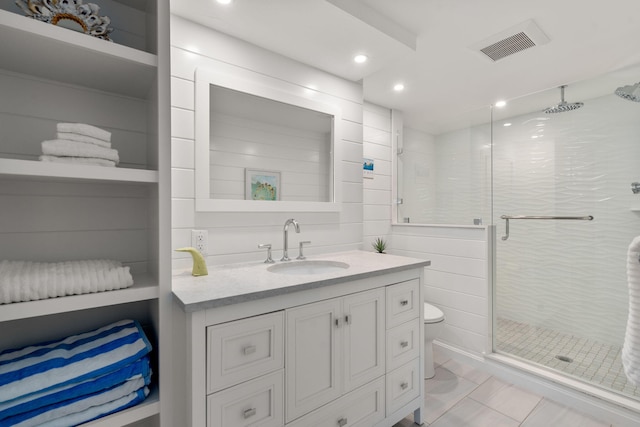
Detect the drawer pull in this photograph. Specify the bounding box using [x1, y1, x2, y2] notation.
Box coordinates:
[400, 299, 409, 306]
[243, 408, 257, 419]
[337, 417, 348, 427]
[243, 345, 256, 355]
[400, 382, 409, 390]
[400, 340, 409, 348]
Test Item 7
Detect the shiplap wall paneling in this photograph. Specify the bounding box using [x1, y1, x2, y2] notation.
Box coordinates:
[170, 15, 364, 270]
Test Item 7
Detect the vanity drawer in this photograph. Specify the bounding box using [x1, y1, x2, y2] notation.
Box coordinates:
[386, 358, 420, 415]
[286, 377, 385, 427]
[386, 279, 420, 329]
[207, 370, 284, 427]
[207, 311, 284, 394]
[386, 319, 420, 371]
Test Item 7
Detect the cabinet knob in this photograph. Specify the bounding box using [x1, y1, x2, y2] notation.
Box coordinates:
[400, 382, 409, 390]
[243, 345, 256, 355]
[344, 314, 351, 325]
[243, 408, 257, 419]
[335, 317, 342, 328]
[400, 299, 409, 306]
[400, 340, 409, 348]
[337, 417, 348, 427]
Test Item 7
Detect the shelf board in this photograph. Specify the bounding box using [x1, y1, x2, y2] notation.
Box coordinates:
[0, 158, 158, 183]
[0, 9, 157, 98]
[0, 273, 159, 322]
[81, 387, 160, 427]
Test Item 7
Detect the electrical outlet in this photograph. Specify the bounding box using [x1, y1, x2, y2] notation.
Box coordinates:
[191, 230, 208, 255]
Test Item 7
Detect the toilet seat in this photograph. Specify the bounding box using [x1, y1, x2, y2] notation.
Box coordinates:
[424, 302, 444, 324]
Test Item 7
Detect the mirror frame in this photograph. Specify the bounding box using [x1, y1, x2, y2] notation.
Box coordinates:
[194, 67, 342, 212]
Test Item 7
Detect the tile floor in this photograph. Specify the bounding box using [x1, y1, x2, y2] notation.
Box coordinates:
[393, 348, 613, 427]
[496, 318, 640, 399]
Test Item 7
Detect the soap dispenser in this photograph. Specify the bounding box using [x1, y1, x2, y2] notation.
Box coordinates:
[175, 247, 209, 276]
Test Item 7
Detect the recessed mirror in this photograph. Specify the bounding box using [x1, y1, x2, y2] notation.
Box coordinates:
[195, 67, 342, 212]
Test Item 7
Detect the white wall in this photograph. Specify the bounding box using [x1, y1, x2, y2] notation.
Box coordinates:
[170, 16, 364, 270]
[392, 225, 489, 356]
[363, 102, 393, 249]
[361, 104, 490, 357]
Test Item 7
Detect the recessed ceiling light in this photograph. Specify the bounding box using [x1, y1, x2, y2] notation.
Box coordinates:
[503, 123, 512, 127]
[354, 54, 368, 64]
[393, 83, 405, 92]
[216, 0, 232, 4]
[494, 100, 507, 108]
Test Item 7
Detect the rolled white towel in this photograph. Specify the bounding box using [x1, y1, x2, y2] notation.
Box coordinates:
[42, 140, 119, 164]
[57, 123, 111, 142]
[622, 235, 640, 387]
[57, 132, 111, 148]
[39, 155, 116, 167]
[0, 259, 134, 304]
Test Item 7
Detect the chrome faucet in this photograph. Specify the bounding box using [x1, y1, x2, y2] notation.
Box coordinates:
[281, 218, 300, 261]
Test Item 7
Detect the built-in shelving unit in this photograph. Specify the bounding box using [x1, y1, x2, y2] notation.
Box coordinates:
[0, 158, 159, 183]
[0, 1, 170, 426]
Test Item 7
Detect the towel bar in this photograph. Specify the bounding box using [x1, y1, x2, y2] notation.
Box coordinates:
[500, 215, 594, 241]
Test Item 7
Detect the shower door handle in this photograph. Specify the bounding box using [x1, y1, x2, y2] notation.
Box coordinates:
[500, 215, 594, 241]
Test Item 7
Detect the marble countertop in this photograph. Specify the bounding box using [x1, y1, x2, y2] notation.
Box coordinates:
[172, 250, 430, 312]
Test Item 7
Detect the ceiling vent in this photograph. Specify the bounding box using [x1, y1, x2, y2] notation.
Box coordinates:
[471, 19, 550, 62]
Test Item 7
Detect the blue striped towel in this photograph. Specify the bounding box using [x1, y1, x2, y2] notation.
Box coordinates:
[4, 377, 150, 427]
[0, 356, 150, 421]
[0, 319, 152, 404]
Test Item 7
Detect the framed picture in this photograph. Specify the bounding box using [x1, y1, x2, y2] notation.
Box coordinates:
[245, 169, 280, 201]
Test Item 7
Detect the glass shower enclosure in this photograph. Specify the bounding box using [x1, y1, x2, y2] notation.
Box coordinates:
[491, 65, 640, 401]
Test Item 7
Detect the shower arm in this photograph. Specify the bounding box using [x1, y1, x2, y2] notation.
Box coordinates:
[500, 215, 594, 241]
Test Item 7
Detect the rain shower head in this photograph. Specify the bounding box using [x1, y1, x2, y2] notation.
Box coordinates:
[543, 85, 584, 113]
[615, 82, 640, 102]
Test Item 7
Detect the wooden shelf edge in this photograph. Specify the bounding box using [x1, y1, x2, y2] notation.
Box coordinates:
[0, 158, 159, 184]
[0, 273, 159, 322]
[81, 387, 160, 427]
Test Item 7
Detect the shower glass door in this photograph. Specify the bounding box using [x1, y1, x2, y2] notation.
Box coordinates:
[492, 66, 640, 400]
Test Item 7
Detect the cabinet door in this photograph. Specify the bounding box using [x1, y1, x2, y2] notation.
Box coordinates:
[342, 288, 385, 392]
[285, 298, 342, 422]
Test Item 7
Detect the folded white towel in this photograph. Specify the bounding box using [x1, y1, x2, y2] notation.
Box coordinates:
[41, 140, 119, 164]
[622, 236, 640, 387]
[56, 132, 111, 148]
[0, 259, 134, 304]
[39, 155, 116, 168]
[57, 123, 111, 143]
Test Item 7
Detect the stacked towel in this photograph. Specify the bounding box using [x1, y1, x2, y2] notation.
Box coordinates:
[0, 259, 134, 304]
[39, 123, 119, 167]
[0, 319, 152, 426]
[623, 236, 640, 387]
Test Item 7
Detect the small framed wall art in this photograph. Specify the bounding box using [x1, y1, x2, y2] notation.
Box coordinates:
[245, 169, 280, 201]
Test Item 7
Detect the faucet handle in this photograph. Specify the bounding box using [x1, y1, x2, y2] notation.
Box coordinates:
[258, 243, 275, 264]
[297, 241, 311, 260]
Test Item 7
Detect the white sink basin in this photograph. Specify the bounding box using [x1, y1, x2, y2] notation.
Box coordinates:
[267, 260, 350, 275]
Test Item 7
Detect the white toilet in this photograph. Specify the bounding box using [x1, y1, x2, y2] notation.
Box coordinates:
[424, 302, 445, 379]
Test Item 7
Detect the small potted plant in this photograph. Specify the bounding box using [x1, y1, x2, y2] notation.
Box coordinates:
[372, 237, 387, 254]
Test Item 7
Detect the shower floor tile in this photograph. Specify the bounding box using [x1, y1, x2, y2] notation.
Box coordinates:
[496, 317, 640, 400]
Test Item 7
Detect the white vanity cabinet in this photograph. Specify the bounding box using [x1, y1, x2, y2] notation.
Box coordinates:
[172, 252, 429, 427]
[285, 288, 385, 422]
